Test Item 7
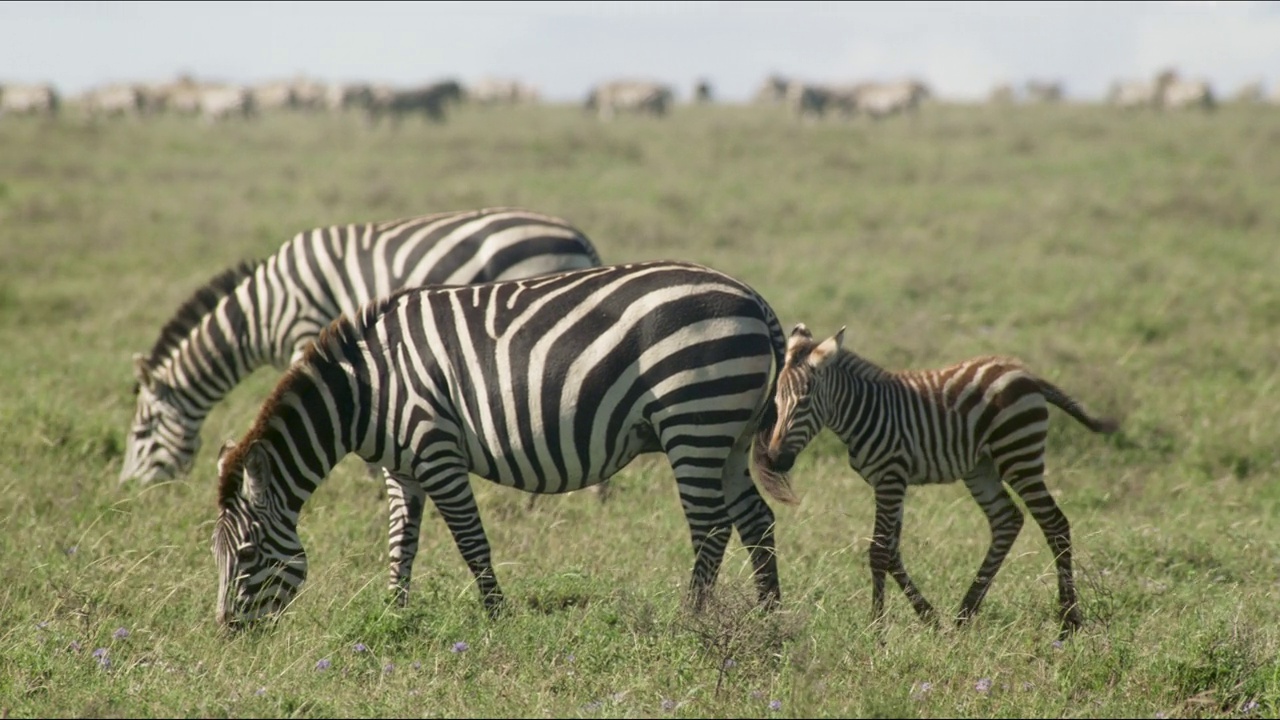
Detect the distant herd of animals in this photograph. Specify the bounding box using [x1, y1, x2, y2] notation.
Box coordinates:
[117, 206, 1119, 641]
[0, 67, 1263, 124]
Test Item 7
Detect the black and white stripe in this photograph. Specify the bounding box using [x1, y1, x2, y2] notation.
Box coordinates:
[212, 260, 794, 628]
[761, 324, 1118, 640]
[122, 207, 603, 486]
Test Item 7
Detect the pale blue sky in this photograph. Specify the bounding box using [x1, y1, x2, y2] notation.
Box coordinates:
[2, 1, 1277, 102]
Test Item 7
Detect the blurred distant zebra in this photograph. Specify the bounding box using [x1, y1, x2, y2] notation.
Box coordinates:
[367, 80, 464, 124]
[1160, 77, 1214, 110]
[121, 206, 604, 487]
[469, 77, 539, 105]
[198, 84, 256, 122]
[325, 82, 375, 112]
[0, 83, 59, 117]
[760, 325, 1118, 640]
[1024, 80, 1064, 104]
[83, 84, 143, 118]
[212, 260, 793, 628]
[753, 75, 791, 104]
[693, 79, 713, 104]
[585, 80, 673, 120]
[855, 80, 930, 119]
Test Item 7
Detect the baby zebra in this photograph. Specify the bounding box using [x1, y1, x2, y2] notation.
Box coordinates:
[759, 324, 1118, 639]
[213, 261, 794, 629]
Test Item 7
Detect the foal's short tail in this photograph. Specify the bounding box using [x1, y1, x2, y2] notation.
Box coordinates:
[751, 377, 800, 506]
[1037, 378, 1121, 434]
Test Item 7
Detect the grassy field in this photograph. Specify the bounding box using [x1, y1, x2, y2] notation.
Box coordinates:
[1, 100, 1278, 718]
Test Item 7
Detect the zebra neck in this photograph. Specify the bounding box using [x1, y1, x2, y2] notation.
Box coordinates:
[155, 269, 291, 417]
[818, 350, 901, 439]
[253, 365, 360, 514]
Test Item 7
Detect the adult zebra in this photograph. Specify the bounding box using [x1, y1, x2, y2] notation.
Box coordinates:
[212, 260, 796, 628]
[121, 207, 603, 486]
[760, 325, 1118, 640]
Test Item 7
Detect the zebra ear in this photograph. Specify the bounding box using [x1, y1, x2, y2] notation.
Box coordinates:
[808, 327, 845, 369]
[216, 440, 237, 477]
[242, 441, 272, 507]
[133, 354, 152, 387]
[786, 323, 813, 354]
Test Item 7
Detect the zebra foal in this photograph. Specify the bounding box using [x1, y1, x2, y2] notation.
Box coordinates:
[213, 261, 796, 629]
[760, 324, 1118, 640]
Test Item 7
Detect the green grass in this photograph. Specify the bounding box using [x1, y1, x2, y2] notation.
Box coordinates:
[2, 101, 1279, 717]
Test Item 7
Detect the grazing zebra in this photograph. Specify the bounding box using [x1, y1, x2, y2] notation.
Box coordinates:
[121, 206, 603, 487]
[855, 80, 930, 119]
[212, 260, 795, 628]
[585, 80, 673, 120]
[759, 325, 1118, 640]
[0, 83, 60, 117]
[82, 83, 144, 118]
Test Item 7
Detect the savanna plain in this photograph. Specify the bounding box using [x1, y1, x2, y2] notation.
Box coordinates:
[1, 100, 1278, 718]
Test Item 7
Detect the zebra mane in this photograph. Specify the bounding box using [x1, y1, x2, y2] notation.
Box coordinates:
[832, 347, 896, 383]
[216, 308, 372, 506]
[146, 260, 262, 371]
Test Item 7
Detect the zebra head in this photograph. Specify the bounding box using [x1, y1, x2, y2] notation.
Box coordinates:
[120, 354, 202, 484]
[213, 439, 307, 631]
[766, 324, 844, 473]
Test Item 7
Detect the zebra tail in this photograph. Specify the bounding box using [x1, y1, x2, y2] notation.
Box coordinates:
[1037, 378, 1120, 435]
[751, 376, 800, 506]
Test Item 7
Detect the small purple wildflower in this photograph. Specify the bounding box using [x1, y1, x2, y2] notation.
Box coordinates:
[383, 662, 395, 675]
[451, 641, 469, 653]
[975, 678, 992, 693]
[92, 647, 108, 659]
[722, 658, 737, 669]
[36, 621, 49, 630]
[1154, 712, 1168, 719]
[769, 699, 782, 711]
[1052, 639, 1064, 650]
[661, 698, 676, 712]
[113, 627, 130, 640]
[315, 658, 332, 671]
[92, 648, 110, 669]
[64, 546, 77, 556]
[912, 681, 933, 698]
[583, 700, 603, 712]
[255, 687, 266, 697]
[411, 660, 422, 671]
[352, 642, 368, 653]
[566, 653, 575, 663]
[1241, 700, 1260, 714]
[67, 640, 82, 652]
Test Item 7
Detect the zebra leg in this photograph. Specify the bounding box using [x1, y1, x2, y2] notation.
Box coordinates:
[722, 445, 780, 609]
[1007, 472, 1082, 639]
[670, 455, 735, 612]
[384, 470, 426, 606]
[869, 476, 935, 625]
[957, 465, 1025, 627]
[421, 463, 505, 618]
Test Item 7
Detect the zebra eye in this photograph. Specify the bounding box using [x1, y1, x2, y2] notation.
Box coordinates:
[236, 546, 258, 565]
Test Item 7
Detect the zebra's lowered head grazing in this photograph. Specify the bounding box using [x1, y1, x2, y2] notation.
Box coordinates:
[212, 261, 795, 630]
[122, 260, 261, 483]
[764, 324, 1119, 640]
